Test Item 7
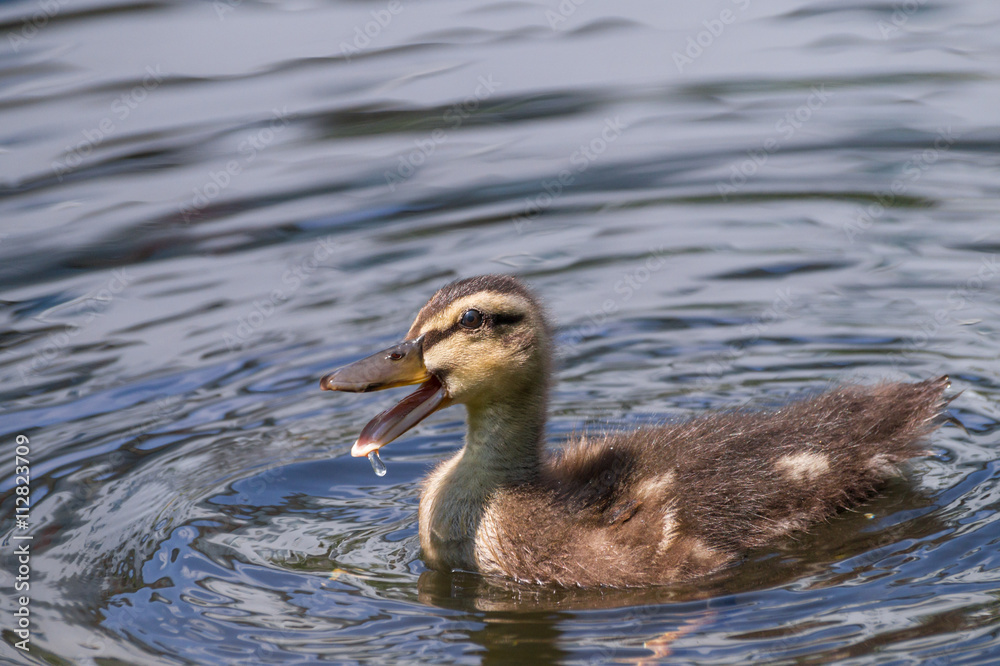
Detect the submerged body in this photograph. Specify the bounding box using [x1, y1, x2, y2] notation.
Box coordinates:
[322, 275, 949, 587]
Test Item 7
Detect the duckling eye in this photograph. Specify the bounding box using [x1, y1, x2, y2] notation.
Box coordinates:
[460, 309, 483, 329]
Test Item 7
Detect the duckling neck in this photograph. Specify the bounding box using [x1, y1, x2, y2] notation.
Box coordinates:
[419, 385, 547, 570]
[461, 389, 547, 483]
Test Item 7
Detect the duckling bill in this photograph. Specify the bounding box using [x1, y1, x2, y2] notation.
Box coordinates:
[320, 274, 951, 587]
[320, 336, 450, 460]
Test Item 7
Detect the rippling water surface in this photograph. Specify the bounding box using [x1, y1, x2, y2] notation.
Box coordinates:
[2, 0, 1000, 663]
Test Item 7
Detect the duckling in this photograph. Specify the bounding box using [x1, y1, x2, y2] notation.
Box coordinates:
[320, 274, 950, 587]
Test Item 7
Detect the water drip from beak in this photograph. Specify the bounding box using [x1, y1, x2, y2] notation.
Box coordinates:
[368, 450, 387, 477]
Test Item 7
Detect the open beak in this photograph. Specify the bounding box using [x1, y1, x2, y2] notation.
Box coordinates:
[320, 336, 451, 458]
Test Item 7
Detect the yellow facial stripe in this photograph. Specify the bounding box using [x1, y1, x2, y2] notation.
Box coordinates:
[408, 292, 532, 341]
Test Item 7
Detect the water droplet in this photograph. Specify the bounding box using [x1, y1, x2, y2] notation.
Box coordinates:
[368, 450, 387, 477]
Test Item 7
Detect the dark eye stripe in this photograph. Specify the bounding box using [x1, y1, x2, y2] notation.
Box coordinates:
[421, 321, 463, 351]
[491, 312, 525, 326]
[420, 311, 526, 351]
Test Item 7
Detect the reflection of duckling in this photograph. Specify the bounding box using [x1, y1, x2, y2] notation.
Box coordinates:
[321, 275, 950, 587]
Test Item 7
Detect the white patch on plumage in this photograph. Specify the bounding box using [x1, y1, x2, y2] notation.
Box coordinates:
[689, 540, 718, 562]
[867, 453, 899, 476]
[657, 507, 678, 554]
[769, 517, 802, 538]
[775, 451, 830, 482]
[634, 471, 676, 503]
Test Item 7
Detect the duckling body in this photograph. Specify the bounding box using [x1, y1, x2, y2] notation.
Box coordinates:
[420, 378, 946, 586]
[321, 275, 949, 587]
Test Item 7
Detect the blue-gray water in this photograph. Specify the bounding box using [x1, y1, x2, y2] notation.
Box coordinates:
[2, 0, 1000, 663]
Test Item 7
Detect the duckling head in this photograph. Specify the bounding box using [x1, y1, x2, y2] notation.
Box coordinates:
[321, 275, 551, 459]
